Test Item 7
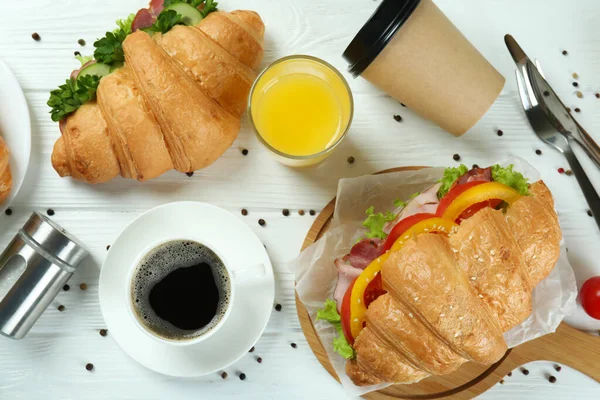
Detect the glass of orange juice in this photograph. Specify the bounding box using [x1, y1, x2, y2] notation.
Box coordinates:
[248, 55, 354, 167]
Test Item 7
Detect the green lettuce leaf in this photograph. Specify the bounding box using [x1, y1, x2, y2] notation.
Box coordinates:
[437, 164, 468, 198]
[393, 198, 407, 208]
[491, 164, 530, 195]
[114, 13, 136, 36]
[362, 206, 395, 239]
[316, 299, 355, 360]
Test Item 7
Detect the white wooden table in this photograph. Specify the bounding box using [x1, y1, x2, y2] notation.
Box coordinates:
[1, 0, 599, 398]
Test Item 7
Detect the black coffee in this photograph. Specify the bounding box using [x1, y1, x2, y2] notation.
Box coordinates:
[131, 240, 231, 341]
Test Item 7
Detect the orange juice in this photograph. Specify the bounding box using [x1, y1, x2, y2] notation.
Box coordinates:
[249, 56, 353, 166]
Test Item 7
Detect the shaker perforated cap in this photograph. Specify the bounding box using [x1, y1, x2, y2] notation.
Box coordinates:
[342, 0, 421, 77]
[21, 212, 88, 271]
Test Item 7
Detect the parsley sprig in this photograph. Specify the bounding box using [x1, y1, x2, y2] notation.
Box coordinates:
[146, 10, 184, 34]
[47, 75, 101, 122]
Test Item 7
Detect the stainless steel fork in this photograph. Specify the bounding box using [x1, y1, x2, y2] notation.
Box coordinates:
[505, 34, 600, 228]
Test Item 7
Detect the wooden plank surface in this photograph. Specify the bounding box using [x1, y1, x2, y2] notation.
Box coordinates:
[0, 0, 600, 399]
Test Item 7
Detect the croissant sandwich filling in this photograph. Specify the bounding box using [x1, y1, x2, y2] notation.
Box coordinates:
[316, 164, 562, 385]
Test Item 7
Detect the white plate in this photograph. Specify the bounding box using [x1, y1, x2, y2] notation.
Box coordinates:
[0, 59, 31, 214]
[99, 202, 275, 377]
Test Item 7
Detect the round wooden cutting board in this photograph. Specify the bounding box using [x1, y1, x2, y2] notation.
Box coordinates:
[295, 167, 600, 399]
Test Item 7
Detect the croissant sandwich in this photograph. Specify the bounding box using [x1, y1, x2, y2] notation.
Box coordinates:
[0, 136, 11, 204]
[315, 164, 561, 386]
[47, 0, 264, 184]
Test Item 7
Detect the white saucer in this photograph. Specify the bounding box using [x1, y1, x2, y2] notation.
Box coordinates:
[99, 202, 275, 377]
[0, 59, 31, 214]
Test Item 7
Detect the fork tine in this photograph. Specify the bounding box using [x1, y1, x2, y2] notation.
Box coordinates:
[515, 69, 532, 111]
[534, 59, 546, 79]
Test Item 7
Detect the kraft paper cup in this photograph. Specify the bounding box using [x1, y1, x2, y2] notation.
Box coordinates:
[343, 0, 505, 136]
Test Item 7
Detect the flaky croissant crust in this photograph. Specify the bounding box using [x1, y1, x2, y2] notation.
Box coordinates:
[347, 181, 561, 386]
[52, 10, 264, 184]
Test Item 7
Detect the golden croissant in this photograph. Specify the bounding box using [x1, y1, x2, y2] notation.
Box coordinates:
[346, 181, 561, 385]
[52, 10, 264, 184]
[0, 136, 11, 203]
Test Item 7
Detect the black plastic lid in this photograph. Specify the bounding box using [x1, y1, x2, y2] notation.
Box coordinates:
[343, 0, 421, 77]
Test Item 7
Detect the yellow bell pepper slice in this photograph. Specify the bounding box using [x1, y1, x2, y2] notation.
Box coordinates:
[441, 182, 522, 222]
[349, 217, 457, 340]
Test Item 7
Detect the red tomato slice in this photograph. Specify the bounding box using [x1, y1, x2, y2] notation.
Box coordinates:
[363, 273, 386, 309]
[383, 213, 436, 252]
[340, 279, 355, 344]
[580, 276, 600, 320]
[436, 181, 486, 218]
[455, 199, 503, 223]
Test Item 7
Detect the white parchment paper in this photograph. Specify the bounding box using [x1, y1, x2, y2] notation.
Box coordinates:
[290, 158, 577, 397]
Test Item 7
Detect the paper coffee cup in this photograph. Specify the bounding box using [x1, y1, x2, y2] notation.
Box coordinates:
[343, 0, 505, 136]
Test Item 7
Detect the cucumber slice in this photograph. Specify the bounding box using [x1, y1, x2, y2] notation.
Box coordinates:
[79, 62, 111, 78]
[165, 3, 203, 26]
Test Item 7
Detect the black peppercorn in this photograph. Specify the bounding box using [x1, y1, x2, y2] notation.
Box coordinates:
[572, 82, 579, 88]
[241, 149, 249, 156]
[275, 304, 282, 311]
[78, 39, 86, 46]
[549, 375, 557, 383]
[47, 209, 55, 216]
[309, 210, 316, 216]
[543, 90, 550, 97]
[58, 305, 65, 312]
[452, 154, 460, 161]
[596, 93, 600, 99]
[400, 103, 406, 107]
[249, 346, 255, 353]
[535, 149, 542, 155]
[99, 329, 108, 337]
[347, 156, 355, 164]
[257, 357, 262, 363]
[186, 172, 194, 177]
[472, 164, 479, 169]
[5, 208, 12, 216]
[521, 368, 529, 375]
[555, 365, 562, 372]
[282, 209, 290, 216]
[291, 343, 297, 348]
[85, 363, 94, 371]
[507, 372, 512, 377]
[221, 372, 228, 379]
[575, 107, 581, 113]
[588, 210, 593, 217]
[393, 115, 402, 122]
[74, 51, 81, 57]
[497, 129, 504, 137]
[241, 209, 248, 216]
[562, 50, 568, 56]
[239, 373, 246, 380]
[258, 219, 266, 226]
[32, 32, 41, 41]
[500, 379, 504, 384]
[63, 284, 70, 291]
[106, 245, 111, 251]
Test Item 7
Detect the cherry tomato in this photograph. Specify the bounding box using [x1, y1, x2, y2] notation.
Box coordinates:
[580, 276, 600, 320]
[340, 279, 355, 344]
[383, 213, 436, 252]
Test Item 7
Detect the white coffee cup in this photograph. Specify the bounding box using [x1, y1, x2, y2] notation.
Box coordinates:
[125, 238, 265, 347]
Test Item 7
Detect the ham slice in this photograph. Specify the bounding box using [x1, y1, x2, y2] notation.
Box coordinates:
[454, 167, 492, 187]
[132, 8, 156, 32]
[384, 183, 441, 234]
[149, 0, 165, 16]
[333, 239, 386, 311]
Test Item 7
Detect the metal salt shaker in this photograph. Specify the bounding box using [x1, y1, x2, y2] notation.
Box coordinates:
[0, 212, 88, 339]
